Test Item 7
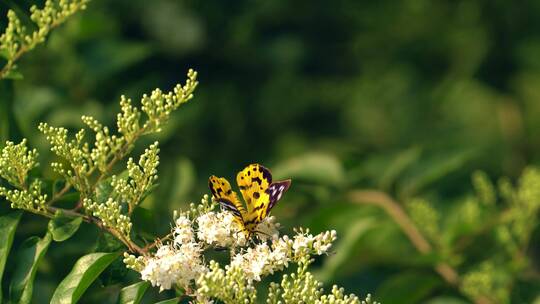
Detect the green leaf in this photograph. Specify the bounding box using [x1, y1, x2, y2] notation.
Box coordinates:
[48, 210, 83, 242]
[95, 179, 114, 204]
[155, 298, 179, 304]
[9, 232, 53, 304]
[272, 152, 345, 187]
[316, 218, 375, 281]
[117, 281, 150, 304]
[50, 252, 119, 304]
[398, 149, 476, 198]
[95, 170, 128, 204]
[0, 48, 10, 60]
[0, 81, 13, 143]
[424, 297, 469, 304]
[0, 211, 22, 302]
[378, 147, 422, 191]
[3, 68, 23, 80]
[375, 271, 442, 304]
[84, 41, 152, 81]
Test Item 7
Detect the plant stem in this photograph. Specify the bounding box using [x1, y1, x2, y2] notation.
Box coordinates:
[348, 189, 494, 304]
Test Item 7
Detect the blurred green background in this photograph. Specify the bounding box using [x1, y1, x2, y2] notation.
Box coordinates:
[2, 0, 540, 303]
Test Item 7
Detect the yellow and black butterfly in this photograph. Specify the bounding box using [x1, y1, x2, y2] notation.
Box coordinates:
[208, 164, 291, 237]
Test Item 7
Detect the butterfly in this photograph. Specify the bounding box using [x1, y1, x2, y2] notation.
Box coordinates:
[208, 164, 291, 237]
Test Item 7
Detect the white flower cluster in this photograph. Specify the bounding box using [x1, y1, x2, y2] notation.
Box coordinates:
[196, 211, 247, 247]
[124, 201, 347, 302]
[140, 215, 206, 291]
[229, 229, 336, 282]
[141, 242, 206, 291]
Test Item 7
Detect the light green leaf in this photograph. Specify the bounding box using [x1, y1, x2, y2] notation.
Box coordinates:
[117, 281, 150, 304]
[48, 210, 83, 242]
[50, 252, 119, 304]
[272, 152, 345, 187]
[0, 211, 22, 302]
[0, 48, 10, 60]
[3, 68, 23, 80]
[9, 232, 53, 304]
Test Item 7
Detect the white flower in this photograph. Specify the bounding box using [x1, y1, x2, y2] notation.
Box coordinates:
[255, 215, 280, 241]
[312, 230, 336, 255]
[196, 211, 246, 247]
[292, 228, 336, 256]
[140, 242, 206, 291]
[173, 215, 194, 246]
[270, 236, 292, 269]
[231, 243, 273, 282]
[293, 232, 312, 255]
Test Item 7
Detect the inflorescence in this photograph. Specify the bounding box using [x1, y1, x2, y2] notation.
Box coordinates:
[124, 195, 376, 303]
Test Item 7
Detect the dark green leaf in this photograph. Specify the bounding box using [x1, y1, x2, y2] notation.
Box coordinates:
[9, 232, 53, 304]
[95, 170, 128, 204]
[376, 271, 442, 304]
[378, 147, 422, 190]
[398, 149, 476, 198]
[316, 218, 375, 281]
[424, 297, 469, 304]
[48, 210, 83, 242]
[0, 211, 22, 302]
[0, 81, 12, 143]
[95, 179, 114, 204]
[117, 281, 150, 304]
[95, 231, 125, 252]
[50, 252, 119, 304]
[155, 298, 179, 304]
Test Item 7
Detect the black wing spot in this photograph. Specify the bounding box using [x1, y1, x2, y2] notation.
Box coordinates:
[209, 182, 216, 195]
[252, 177, 262, 185]
[253, 191, 260, 199]
[227, 189, 232, 195]
[260, 167, 272, 183]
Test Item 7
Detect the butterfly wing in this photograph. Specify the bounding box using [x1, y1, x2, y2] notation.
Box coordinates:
[208, 175, 245, 222]
[236, 164, 290, 232]
[265, 179, 291, 216]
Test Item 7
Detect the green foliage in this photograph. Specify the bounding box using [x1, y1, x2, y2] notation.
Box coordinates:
[50, 252, 119, 304]
[83, 198, 132, 239]
[0, 211, 22, 302]
[9, 233, 52, 304]
[265, 257, 374, 304]
[406, 199, 440, 242]
[111, 142, 160, 213]
[0, 140, 38, 188]
[2, 0, 540, 302]
[48, 210, 83, 242]
[117, 281, 150, 304]
[0, 0, 89, 79]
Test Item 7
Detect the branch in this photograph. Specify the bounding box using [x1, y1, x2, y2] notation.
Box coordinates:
[348, 190, 494, 304]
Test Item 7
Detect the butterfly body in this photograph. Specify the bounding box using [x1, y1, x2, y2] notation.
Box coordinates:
[209, 164, 291, 237]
